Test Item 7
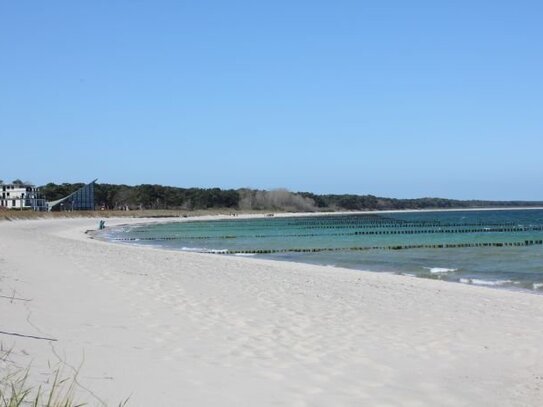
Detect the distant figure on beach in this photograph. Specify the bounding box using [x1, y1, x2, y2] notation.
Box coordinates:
[99, 220, 106, 230]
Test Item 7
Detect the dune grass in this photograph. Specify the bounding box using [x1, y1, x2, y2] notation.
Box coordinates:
[0, 367, 129, 407]
[0, 348, 128, 407]
[1, 367, 83, 407]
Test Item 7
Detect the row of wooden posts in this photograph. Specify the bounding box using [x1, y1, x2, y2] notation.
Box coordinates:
[113, 226, 543, 241]
[222, 240, 543, 255]
[291, 222, 518, 229]
[129, 221, 520, 232]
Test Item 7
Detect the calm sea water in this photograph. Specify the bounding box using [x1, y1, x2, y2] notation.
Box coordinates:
[102, 209, 543, 292]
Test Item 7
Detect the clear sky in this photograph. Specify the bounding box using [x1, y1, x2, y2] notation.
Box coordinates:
[1, 1, 541, 200]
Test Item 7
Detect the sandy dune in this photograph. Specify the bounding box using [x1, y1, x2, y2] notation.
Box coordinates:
[1, 217, 543, 406]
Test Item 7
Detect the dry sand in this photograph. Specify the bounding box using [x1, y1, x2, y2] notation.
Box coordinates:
[1, 217, 543, 406]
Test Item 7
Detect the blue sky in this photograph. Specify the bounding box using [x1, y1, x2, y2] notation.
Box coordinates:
[1, 1, 541, 200]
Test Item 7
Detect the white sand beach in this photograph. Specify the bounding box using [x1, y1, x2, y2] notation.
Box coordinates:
[2, 217, 543, 406]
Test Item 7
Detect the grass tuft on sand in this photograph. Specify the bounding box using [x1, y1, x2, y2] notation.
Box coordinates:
[0, 349, 128, 407]
[1, 367, 83, 407]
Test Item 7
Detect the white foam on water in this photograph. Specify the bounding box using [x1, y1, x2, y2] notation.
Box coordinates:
[424, 267, 458, 274]
[533, 283, 543, 290]
[234, 253, 256, 257]
[180, 247, 228, 254]
[459, 278, 513, 286]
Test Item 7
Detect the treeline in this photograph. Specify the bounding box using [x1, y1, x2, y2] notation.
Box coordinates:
[40, 183, 239, 210]
[297, 193, 543, 211]
[38, 182, 543, 211]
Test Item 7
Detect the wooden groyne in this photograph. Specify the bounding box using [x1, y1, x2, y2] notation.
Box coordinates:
[222, 240, 543, 255]
[112, 225, 543, 241]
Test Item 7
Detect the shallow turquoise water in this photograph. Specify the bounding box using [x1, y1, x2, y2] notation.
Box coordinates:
[103, 209, 543, 292]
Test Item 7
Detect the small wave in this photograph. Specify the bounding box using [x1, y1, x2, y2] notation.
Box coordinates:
[424, 267, 458, 274]
[234, 253, 256, 257]
[533, 283, 543, 290]
[459, 278, 513, 286]
[180, 247, 228, 254]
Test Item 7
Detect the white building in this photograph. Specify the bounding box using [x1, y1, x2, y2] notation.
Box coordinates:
[0, 183, 46, 210]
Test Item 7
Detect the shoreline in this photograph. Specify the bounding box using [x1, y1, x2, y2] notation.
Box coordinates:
[86, 204, 543, 241]
[2, 205, 543, 223]
[88, 217, 543, 299]
[96, 209, 543, 295]
[2, 217, 543, 405]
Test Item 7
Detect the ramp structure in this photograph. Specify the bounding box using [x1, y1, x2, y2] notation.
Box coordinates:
[48, 179, 97, 211]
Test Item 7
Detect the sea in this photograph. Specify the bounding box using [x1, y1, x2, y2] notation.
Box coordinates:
[101, 209, 543, 292]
